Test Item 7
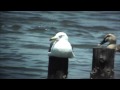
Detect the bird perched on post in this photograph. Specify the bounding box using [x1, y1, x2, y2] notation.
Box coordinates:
[98, 33, 120, 52]
[48, 32, 75, 58]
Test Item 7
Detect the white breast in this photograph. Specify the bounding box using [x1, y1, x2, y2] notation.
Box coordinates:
[49, 39, 74, 58]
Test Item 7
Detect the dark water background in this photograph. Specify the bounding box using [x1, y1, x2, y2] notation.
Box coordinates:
[0, 11, 120, 79]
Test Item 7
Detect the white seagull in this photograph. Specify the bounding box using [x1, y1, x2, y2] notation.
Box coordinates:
[98, 33, 120, 52]
[48, 32, 75, 58]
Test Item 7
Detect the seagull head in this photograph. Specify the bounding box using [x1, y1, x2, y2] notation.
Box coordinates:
[50, 32, 68, 42]
[99, 33, 116, 45]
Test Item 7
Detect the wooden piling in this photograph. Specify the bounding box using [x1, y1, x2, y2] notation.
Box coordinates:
[90, 47, 115, 79]
[47, 56, 68, 79]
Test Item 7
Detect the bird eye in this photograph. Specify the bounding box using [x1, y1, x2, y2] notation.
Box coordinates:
[59, 35, 63, 38]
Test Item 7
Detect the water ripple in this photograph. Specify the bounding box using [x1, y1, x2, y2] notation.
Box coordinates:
[0, 11, 120, 79]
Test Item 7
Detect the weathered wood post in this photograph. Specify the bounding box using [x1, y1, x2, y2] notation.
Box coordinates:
[90, 47, 115, 79]
[47, 56, 68, 79]
[47, 42, 69, 79]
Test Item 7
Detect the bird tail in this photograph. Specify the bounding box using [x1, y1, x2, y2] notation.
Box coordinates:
[70, 52, 75, 58]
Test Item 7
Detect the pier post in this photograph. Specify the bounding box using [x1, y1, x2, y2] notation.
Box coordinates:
[47, 56, 68, 79]
[90, 47, 115, 79]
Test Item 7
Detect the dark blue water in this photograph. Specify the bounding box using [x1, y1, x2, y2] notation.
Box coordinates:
[0, 11, 120, 79]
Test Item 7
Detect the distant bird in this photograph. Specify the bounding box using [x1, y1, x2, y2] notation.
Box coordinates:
[98, 33, 120, 52]
[48, 32, 75, 58]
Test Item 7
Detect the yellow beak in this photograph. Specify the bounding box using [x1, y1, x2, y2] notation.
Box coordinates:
[49, 37, 57, 41]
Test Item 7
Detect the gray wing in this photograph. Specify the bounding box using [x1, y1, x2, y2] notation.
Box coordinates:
[48, 42, 54, 52]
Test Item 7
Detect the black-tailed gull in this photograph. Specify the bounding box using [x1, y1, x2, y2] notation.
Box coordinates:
[48, 32, 75, 58]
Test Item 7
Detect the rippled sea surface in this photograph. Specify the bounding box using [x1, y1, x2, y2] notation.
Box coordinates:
[0, 11, 120, 79]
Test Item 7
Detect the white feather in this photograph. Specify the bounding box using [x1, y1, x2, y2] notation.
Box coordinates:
[48, 32, 75, 58]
